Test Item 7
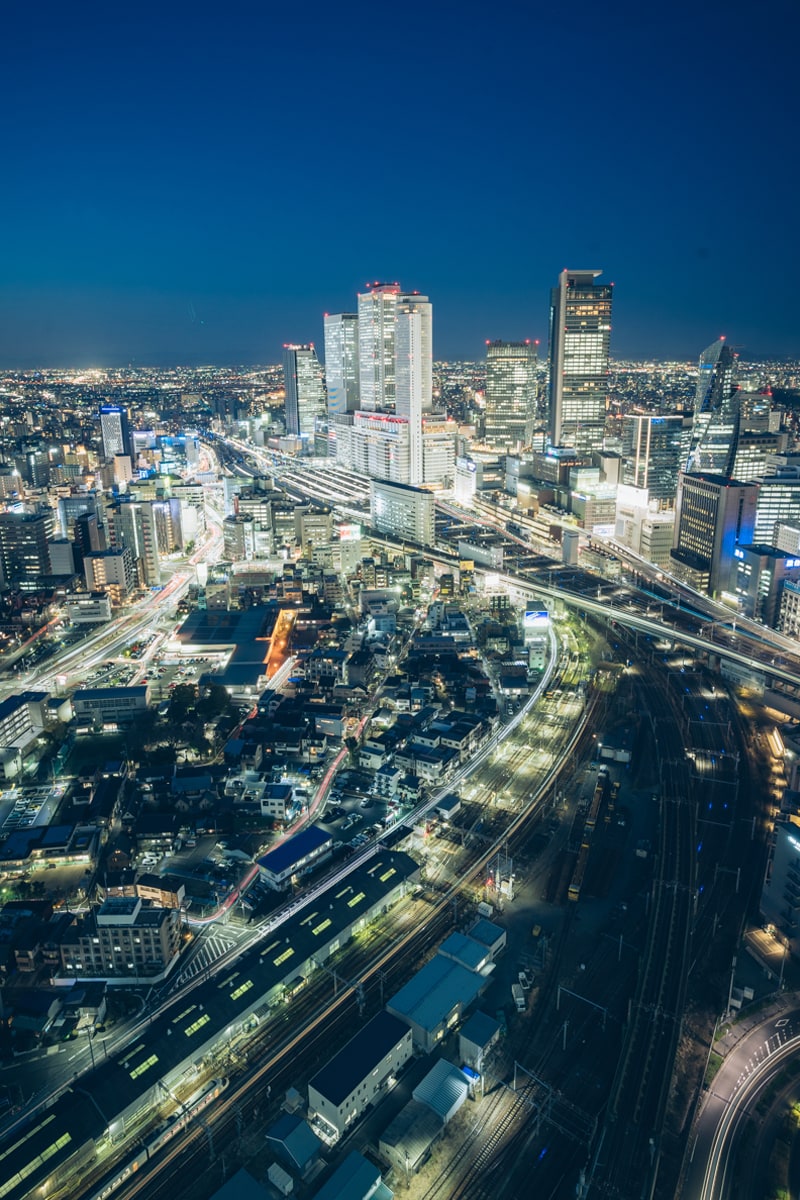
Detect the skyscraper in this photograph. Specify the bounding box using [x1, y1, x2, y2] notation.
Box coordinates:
[99, 405, 132, 459]
[684, 338, 740, 477]
[671, 473, 757, 596]
[323, 314, 360, 417]
[621, 413, 689, 505]
[0, 508, 54, 586]
[106, 498, 161, 587]
[484, 340, 537, 450]
[283, 344, 326, 439]
[547, 269, 613, 456]
[357, 283, 401, 411]
[395, 297, 432, 486]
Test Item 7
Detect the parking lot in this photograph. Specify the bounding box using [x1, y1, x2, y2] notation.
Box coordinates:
[0, 783, 67, 833]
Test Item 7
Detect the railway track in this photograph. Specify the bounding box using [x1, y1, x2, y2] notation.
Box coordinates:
[78, 653, 605, 1200]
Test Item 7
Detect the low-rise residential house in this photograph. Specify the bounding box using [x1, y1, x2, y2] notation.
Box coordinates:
[374, 763, 402, 797]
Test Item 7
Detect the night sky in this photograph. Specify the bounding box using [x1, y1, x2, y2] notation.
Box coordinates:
[1, 0, 798, 367]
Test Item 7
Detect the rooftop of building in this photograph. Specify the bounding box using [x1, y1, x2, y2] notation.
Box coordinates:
[387, 954, 484, 1033]
[459, 1009, 500, 1048]
[412, 1058, 470, 1121]
[257, 824, 332, 876]
[313, 1151, 389, 1200]
[72, 685, 148, 700]
[309, 1010, 410, 1107]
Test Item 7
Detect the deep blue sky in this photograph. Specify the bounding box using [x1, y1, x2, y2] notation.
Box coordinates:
[1, 0, 798, 367]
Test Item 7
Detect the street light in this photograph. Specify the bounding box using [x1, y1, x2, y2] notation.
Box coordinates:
[84, 1027, 96, 1071]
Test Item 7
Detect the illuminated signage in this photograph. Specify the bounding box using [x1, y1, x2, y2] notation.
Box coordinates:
[524, 610, 550, 628]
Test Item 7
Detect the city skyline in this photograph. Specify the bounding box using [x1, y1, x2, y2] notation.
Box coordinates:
[0, 0, 798, 368]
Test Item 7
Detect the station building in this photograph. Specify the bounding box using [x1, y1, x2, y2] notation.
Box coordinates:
[0, 850, 419, 1200]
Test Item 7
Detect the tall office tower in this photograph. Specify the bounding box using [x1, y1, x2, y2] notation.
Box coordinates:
[357, 283, 401, 411]
[23, 450, 50, 488]
[0, 509, 54, 586]
[753, 474, 800, 544]
[742, 388, 782, 433]
[395, 299, 432, 485]
[684, 338, 739, 476]
[323, 314, 360, 417]
[547, 269, 613, 456]
[671, 473, 757, 596]
[484, 340, 537, 451]
[733, 431, 787, 482]
[99, 405, 132, 459]
[283, 344, 326, 440]
[106, 499, 161, 587]
[621, 413, 689, 505]
[399, 293, 433, 413]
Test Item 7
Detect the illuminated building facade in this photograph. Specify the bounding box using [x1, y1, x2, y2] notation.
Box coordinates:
[548, 269, 612, 457]
[621, 413, 688, 504]
[323, 313, 360, 418]
[283, 344, 326, 440]
[358, 283, 401, 411]
[370, 479, 435, 546]
[684, 339, 739, 476]
[671, 473, 757, 596]
[99, 404, 132, 459]
[484, 340, 537, 451]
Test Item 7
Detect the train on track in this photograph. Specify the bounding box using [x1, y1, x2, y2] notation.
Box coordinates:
[87, 1078, 228, 1200]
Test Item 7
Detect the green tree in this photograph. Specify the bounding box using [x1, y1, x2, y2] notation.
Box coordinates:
[197, 683, 232, 718]
[169, 684, 198, 720]
[188, 726, 212, 760]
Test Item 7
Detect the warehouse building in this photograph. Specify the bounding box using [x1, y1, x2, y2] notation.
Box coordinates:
[308, 1011, 412, 1137]
[412, 1058, 471, 1125]
[437, 931, 494, 974]
[467, 917, 507, 961]
[72, 685, 150, 728]
[386, 954, 487, 1052]
[379, 1100, 442, 1177]
[312, 1150, 393, 1200]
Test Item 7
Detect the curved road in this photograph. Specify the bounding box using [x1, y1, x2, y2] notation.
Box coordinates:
[685, 1000, 800, 1199]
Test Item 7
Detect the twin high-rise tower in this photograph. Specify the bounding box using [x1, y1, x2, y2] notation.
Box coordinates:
[323, 282, 440, 487]
[324, 283, 433, 422]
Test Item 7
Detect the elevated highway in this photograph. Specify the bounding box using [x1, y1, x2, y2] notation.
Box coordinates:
[495, 573, 800, 693]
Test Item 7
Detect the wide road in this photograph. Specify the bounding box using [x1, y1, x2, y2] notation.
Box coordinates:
[0, 518, 222, 701]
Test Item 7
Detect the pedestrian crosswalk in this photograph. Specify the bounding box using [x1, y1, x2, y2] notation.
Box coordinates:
[175, 932, 237, 986]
